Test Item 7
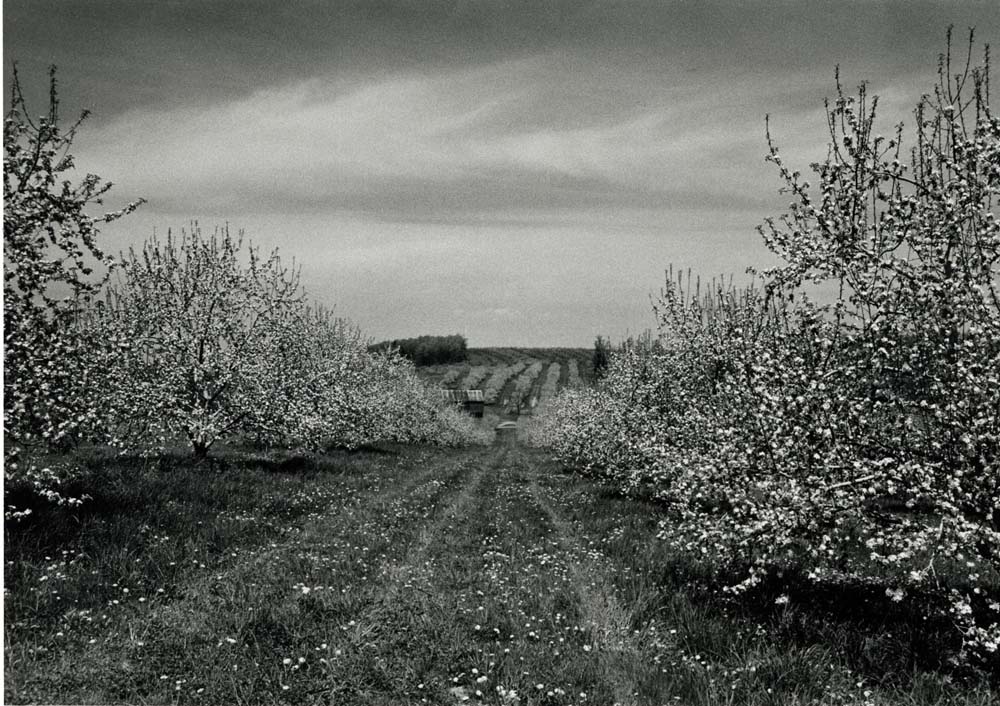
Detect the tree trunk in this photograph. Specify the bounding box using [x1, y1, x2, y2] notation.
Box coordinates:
[191, 439, 211, 459]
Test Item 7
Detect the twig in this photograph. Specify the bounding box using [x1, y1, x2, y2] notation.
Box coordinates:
[823, 473, 881, 491]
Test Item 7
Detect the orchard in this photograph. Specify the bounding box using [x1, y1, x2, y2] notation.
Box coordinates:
[3, 68, 490, 521]
[530, 31, 1000, 662]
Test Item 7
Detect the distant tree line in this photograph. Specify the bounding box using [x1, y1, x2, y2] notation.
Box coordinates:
[370, 334, 468, 366]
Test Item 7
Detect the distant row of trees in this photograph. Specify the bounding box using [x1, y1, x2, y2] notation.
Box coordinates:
[370, 334, 468, 366]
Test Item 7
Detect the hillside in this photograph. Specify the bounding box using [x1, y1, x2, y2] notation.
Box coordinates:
[414, 347, 593, 422]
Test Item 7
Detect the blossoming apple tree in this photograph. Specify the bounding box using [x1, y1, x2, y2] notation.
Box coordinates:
[96, 227, 312, 456]
[4, 67, 142, 516]
[532, 30, 999, 660]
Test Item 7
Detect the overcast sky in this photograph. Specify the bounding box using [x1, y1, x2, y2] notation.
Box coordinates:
[5, 1, 999, 345]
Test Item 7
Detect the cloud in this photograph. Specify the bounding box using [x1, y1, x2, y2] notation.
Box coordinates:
[12, 1, 997, 345]
[9, 0, 997, 121]
[19, 1, 998, 227]
[77, 54, 854, 224]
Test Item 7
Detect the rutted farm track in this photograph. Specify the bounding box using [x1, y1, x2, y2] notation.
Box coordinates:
[9, 443, 994, 705]
[192, 445, 661, 705]
[6, 444, 685, 705]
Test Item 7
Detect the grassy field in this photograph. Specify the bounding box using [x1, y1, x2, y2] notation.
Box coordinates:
[5, 442, 996, 705]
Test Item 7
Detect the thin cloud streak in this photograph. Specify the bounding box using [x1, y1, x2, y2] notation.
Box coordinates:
[76, 55, 875, 221]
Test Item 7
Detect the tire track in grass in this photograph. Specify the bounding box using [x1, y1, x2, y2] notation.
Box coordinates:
[348, 446, 618, 705]
[39, 444, 998, 705]
[11, 447, 453, 704]
[162, 446, 461, 602]
[80, 447, 481, 704]
[522, 451, 644, 706]
[366, 445, 488, 608]
[228, 446, 480, 617]
[305, 447, 498, 703]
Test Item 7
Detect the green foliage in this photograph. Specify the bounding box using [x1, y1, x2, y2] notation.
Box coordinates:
[370, 334, 468, 366]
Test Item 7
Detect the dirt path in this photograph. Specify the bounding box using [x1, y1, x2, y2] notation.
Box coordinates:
[280, 443, 666, 705]
[9, 443, 680, 705]
[11, 442, 993, 706]
[527, 468, 644, 706]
